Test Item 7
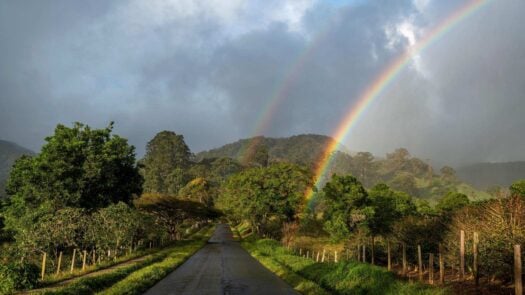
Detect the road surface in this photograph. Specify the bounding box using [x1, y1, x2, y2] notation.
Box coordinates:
[144, 224, 298, 295]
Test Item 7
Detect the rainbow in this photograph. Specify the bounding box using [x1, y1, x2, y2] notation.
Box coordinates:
[305, 0, 492, 203]
[237, 15, 341, 163]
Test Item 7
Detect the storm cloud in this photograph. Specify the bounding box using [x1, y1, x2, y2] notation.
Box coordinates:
[0, 0, 523, 165]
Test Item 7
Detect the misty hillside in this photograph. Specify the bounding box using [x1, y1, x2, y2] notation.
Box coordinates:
[197, 134, 491, 202]
[0, 140, 34, 198]
[457, 162, 525, 189]
[196, 134, 338, 168]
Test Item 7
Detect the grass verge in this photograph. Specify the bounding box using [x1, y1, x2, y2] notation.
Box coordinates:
[99, 226, 215, 295]
[38, 226, 214, 295]
[242, 238, 449, 295]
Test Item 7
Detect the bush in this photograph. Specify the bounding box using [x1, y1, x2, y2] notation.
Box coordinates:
[0, 262, 39, 294]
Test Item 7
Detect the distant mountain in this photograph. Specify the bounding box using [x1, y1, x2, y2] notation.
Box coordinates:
[197, 134, 491, 202]
[0, 140, 34, 198]
[457, 162, 525, 189]
[196, 134, 341, 168]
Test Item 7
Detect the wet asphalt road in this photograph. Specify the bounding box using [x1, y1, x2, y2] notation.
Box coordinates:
[143, 224, 298, 295]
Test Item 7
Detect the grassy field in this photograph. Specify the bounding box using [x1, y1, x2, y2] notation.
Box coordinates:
[242, 238, 449, 295]
[29, 225, 214, 295]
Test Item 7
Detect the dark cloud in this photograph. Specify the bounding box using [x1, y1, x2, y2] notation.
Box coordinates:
[0, 0, 523, 165]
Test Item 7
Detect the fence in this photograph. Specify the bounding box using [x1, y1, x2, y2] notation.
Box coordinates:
[287, 229, 523, 295]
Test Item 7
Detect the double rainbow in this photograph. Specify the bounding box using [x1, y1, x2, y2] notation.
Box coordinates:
[305, 0, 491, 203]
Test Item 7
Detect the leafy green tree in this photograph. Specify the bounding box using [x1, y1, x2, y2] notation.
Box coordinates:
[436, 192, 469, 212]
[322, 175, 369, 240]
[367, 184, 416, 237]
[87, 202, 142, 252]
[142, 131, 191, 194]
[510, 180, 525, 197]
[217, 163, 311, 235]
[5, 122, 141, 210]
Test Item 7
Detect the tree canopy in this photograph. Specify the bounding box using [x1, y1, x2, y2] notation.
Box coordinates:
[142, 131, 191, 194]
[217, 163, 312, 235]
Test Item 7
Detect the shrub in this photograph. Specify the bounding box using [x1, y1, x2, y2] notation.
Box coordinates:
[0, 262, 39, 294]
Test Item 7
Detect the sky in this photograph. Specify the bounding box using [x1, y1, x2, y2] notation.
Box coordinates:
[0, 0, 524, 166]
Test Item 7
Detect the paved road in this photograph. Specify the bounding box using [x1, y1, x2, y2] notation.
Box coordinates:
[144, 224, 298, 295]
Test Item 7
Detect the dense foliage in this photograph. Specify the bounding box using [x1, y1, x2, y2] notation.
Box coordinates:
[142, 131, 192, 194]
[217, 163, 312, 236]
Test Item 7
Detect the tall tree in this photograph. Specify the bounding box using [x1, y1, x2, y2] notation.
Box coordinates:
[322, 175, 369, 240]
[5, 122, 142, 211]
[217, 163, 311, 235]
[143, 131, 191, 194]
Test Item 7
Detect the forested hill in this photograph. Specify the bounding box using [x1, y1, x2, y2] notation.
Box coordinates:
[196, 134, 340, 168]
[0, 140, 34, 198]
[197, 134, 493, 202]
[457, 162, 525, 189]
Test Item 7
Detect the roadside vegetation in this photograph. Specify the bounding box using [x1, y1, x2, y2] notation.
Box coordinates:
[242, 238, 445, 295]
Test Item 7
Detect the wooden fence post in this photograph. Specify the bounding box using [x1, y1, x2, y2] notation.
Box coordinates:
[92, 249, 96, 266]
[371, 237, 375, 265]
[299, 248, 302, 256]
[460, 230, 465, 281]
[357, 245, 360, 262]
[70, 249, 76, 273]
[439, 244, 445, 285]
[429, 253, 434, 284]
[322, 248, 326, 262]
[56, 251, 63, 275]
[473, 232, 479, 287]
[306, 250, 309, 259]
[515, 244, 522, 295]
[387, 241, 391, 271]
[402, 243, 407, 276]
[335, 251, 338, 263]
[41, 252, 47, 280]
[316, 251, 320, 262]
[82, 250, 87, 271]
[363, 244, 366, 263]
[418, 245, 423, 281]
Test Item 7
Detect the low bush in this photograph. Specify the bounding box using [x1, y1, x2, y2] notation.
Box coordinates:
[0, 262, 39, 294]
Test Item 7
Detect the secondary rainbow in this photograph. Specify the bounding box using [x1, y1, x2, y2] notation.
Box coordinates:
[237, 16, 339, 162]
[305, 0, 492, 203]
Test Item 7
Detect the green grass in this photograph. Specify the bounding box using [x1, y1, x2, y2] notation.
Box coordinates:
[243, 238, 448, 295]
[38, 226, 214, 295]
[99, 226, 215, 295]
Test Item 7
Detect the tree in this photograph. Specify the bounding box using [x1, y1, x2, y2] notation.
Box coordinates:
[178, 178, 213, 207]
[367, 184, 416, 236]
[350, 152, 377, 187]
[134, 193, 213, 240]
[440, 166, 457, 182]
[5, 122, 142, 210]
[389, 172, 418, 196]
[143, 131, 191, 194]
[322, 175, 369, 240]
[436, 192, 469, 212]
[217, 163, 311, 236]
[384, 148, 411, 174]
[510, 180, 525, 197]
[87, 202, 142, 252]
